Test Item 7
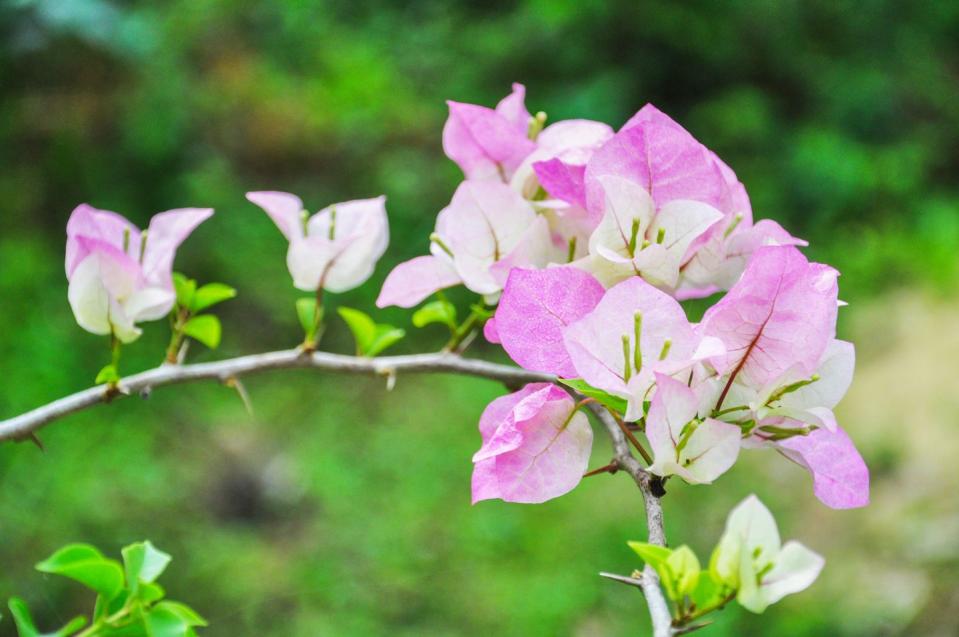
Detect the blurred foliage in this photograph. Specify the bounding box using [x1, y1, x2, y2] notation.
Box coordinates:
[0, 1, 957, 636]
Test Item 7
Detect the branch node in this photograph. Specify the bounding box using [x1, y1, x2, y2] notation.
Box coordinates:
[103, 383, 128, 403]
[648, 475, 667, 498]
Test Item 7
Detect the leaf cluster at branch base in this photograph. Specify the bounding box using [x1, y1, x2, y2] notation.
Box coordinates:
[7, 541, 205, 637]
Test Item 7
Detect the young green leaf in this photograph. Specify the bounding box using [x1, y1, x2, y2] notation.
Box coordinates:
[366, 325, 406, 357]
[145, 601, 207, 637]
[559, 379, 629, 414]
[337, 307, 377, 354]
[122, 541, 172, 591]
[7, 598, 39, 637]
[628, 541, 681, 600]
[35, 544, 125, 601]
[137, 582, 166, 605]
[6, 599, 85, 637]
[182, 315, 221, 349]
[172, 273, 197, 309]
[95, 364, 120, 385]
[689, 570, 725, 611]
[627, 542, 672, 569]
[666, 545, 702, 601]
[296, 298, 322, 341]
[412, 300, 458, 330]
[154, 601, 207, 628]
[190, 283, 237, 313]
[337, 307, 404, 356]
[49, 616, 88, 637]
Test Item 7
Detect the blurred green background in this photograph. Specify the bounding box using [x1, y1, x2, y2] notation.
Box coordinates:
[1, 1, 958, 635]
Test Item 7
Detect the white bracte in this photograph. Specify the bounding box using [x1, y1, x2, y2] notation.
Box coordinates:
[0, 348, 675, 636]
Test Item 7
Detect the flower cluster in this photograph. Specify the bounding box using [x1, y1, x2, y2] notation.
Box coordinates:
[373, 84, 867, 512]
[377, 84, 804, 308]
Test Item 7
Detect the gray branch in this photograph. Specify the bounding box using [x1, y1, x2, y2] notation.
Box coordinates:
[0, 348, 674, 636]
[588, 404, 674, 637]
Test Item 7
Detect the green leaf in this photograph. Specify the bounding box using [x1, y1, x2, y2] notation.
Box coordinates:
[141, 583, 166, 604]
[154, 602, 206, 627]
[144, 601, 206, 637]
[5, 601, 84, 637]
[689, 571, 725, 611]
[122, 541, 172, 591]
[172, 273, 196, 309]
[93, 591, 132, 625]
[182, 315, 221, 349]
[628, 541, 679, 600]
[338, 307, 404, 356]
[296, 298, 321, 340]
[95, 364, 120, 385]
[36, 544, 125, 601]
[8, 598, 39, 637]
[337, 307, 377, 354]
[49, 616, 88, 637]
[366, 325, 406, 357]
[190, 283, 236, 313]
[412, 300, 457, 329]
[559, 379, 629, 414]
[627, 542, 672, 569]
[666, 545, 702, 601]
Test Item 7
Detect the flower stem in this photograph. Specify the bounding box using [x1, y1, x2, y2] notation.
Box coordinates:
[443, 302, 488, 353]
[606, 407, 653, 464]
[165, 306, 190, 364]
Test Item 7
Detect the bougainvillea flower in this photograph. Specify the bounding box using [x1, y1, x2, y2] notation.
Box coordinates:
[698, 339, 868, 509]
[777, 426, 869, 509]
[677, 219, 807, 300]
[375, 255, 462, 309]
[754, 339, 855, 431]
[583, 104, 729, 219]
[490, 267, 606, 376]
[701, 245, 839, 396]
[582, 175, 723, 288]
[443, 83, 537, 181]
[519, 119, 614, 207]
[247, 191, 389, 293]
[646, 374, 740, 483]
[712, 495, 824, 613]
[65, 204, 213, 343]
[563, 277, 724, 420]
[377, 180, 555, 307]
[472, 383, 592, 504]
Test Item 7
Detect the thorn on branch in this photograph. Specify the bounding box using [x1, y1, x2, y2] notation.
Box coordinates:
[379, 367, 397, 391]
[599, 570, 644, 588]
[674, 621, 714, 635]
[223, 376, 255, 417]
[14, 432, 45, 451]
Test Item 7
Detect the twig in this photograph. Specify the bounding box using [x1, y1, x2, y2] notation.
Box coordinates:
[587, 404, 673, 637]
[0, 350, 551, 442]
